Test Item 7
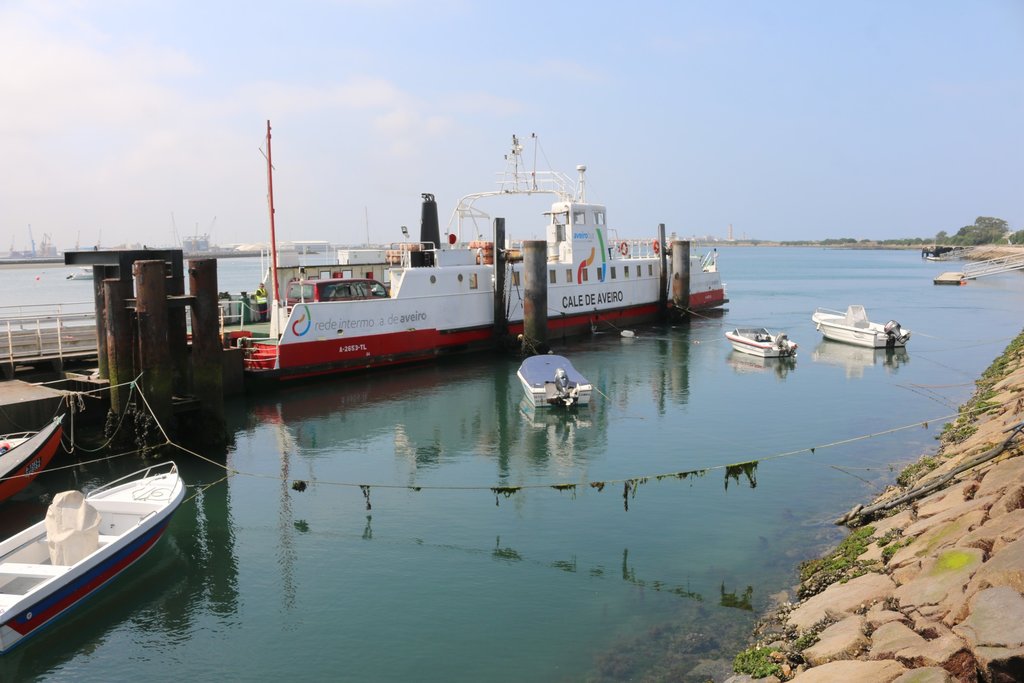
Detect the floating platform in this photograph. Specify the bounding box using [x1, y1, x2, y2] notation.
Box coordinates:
[934, 272, 966, 285]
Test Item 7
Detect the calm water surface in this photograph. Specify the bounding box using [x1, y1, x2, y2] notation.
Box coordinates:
[1, 248, 1022, 681]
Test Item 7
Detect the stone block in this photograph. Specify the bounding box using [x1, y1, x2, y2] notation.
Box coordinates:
[803, 615, 867, 666]
[789, 659, 906, 682]
[788, 573, 895, 632]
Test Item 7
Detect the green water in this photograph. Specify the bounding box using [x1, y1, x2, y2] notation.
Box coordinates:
[1, 247, 1023, 681]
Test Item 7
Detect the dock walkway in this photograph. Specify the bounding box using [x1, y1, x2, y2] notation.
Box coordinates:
[933, 249, 1024, 285]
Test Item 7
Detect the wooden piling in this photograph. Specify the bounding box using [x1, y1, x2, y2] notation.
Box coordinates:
[134, 260, 172, 430]
[188, 259, 224, 421]
[657, 224, 668, 320]
[103, 278, 135, 414]
[167, 264, 189, 396]
[522, 240, 548, 352]
[671, 240, 691, 314]
[492, 218, 507, 340]
[91, 266, 109, 378]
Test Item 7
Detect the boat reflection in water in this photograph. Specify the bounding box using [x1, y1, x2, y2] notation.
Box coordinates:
[726, 351, 796, 380]
[811, 339, 909, 379]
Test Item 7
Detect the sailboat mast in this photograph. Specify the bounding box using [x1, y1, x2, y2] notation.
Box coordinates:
[265, 120, 281, 309]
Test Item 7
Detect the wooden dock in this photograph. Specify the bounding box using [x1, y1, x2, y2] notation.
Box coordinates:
[934, 272, 966, 285]
[0, 381, 71, 433]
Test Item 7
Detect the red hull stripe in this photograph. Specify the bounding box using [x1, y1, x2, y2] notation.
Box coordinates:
[0, 425, 62, 502]
[249, 297, 726, 380]
[3, 518, 171, 639]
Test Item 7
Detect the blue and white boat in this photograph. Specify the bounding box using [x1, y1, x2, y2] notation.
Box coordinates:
[0, 462, 185, 653]
[517, 354, 592, 407]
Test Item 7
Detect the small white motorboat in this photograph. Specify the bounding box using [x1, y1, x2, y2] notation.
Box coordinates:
[517, 354, 592, 407]
[725, 328, 798, 358]
[0, 462, 185, 653]
[65, 267, 92, 280]
[811, 305, 910, 349]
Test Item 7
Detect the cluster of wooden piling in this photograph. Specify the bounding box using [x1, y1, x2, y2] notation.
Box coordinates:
[66, 249, 224, 434]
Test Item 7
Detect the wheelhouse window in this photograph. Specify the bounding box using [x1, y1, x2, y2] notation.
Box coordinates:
[573, 210, 586, 225]
[549, 270, 557, 284]
[581, 268, 589, 282]
[624, 265, 630, 278]
[648, 264, 654, 276]
[566, 268, 573, 282]
[595, 210, 605, 226]
[610, 266, 616, 279]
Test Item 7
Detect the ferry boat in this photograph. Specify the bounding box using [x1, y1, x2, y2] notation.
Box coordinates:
[242, 129, 727, 381]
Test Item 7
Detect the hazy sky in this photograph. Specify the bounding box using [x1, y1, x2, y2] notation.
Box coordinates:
[2, 1, 1021, 251]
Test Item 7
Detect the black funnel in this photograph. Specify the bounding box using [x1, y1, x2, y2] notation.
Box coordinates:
[420, 193, 440, 250]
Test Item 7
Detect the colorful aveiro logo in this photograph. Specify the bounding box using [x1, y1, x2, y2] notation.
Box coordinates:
[291, 305, 312, 337]
[576, 228, 609, 283]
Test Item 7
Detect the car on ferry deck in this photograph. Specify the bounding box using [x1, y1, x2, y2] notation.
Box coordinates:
[285, 278, 389, 307]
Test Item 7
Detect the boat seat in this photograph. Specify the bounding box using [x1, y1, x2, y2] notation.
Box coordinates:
[0, 562, 69, 578]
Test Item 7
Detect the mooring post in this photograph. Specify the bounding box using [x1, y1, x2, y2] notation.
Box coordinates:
[134, 259, 173, 430]
[92, 266, 109, 379]
[103, 278, 135, 414]
[671, 240, 691, 315]
[657, 224, 668, 320]
[522, 240, 548, 353]
[167, 262, 189, 397]
[492, 217, 507, 341]
[188, 259, 224, 421]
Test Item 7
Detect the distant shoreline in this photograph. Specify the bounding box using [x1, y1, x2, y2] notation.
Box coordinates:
[2, 243, 1020, 269]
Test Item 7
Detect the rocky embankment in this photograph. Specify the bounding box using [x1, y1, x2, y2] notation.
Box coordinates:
[729, 331, 1024, 683]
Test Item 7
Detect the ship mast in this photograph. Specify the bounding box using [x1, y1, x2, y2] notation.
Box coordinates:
[265, 120, 281, 335]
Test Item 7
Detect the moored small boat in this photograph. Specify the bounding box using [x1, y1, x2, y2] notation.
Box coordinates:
[517, 354, 592, 407]
[725, 328, 797, 358]
[811, 305, 910, 349]
[0, 417, 63, 503]
[0, 461, 185, 653]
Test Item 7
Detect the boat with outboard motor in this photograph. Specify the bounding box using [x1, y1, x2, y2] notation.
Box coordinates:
[517, 354, 592, 407]
[811, 305, 911, 349]
[0, 462, 185, 653]
[241, 129, 728, 381]
[725, 328, 797, 358]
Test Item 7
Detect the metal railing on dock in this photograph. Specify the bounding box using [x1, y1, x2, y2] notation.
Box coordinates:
[0, 302, 98, 373]
[934, 250, 1024, 285]
[1, 296, 264, 373]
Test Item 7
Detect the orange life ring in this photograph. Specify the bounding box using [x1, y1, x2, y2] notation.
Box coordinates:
[652, 239, 661, 255]
[618, 241, 629, 257]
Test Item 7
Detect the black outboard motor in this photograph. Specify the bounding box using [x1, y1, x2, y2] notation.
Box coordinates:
[417, 193, 440, 268]
[883, 320, 909, 348]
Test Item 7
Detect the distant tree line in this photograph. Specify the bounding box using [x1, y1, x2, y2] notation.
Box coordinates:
[936, 217, 1021, 246]
[767, 216, 1021, 247]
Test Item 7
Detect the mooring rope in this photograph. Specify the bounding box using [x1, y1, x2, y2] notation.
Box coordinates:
[5, 369, 1020, 513]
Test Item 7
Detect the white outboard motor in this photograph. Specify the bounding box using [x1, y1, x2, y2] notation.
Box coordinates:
[883, 320, 910, 347]
[775, 333, 797, 356]
[552, 367, 577, 406]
